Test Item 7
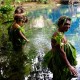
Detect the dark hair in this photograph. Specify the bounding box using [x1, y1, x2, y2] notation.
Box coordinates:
[14, 15, 28, 23]
[23, 16, 28, 23]
[14, 6, 24, 14]
[57, 16, 71, 27]
[14, 15, 24, 23]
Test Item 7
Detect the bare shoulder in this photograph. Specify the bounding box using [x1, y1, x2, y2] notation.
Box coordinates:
[52, 32, 58, 38]
[12, 23, 20, 29]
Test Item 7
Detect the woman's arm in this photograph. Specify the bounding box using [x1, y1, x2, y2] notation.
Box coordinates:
[51, 35, 77, 76]
[19, 30, 29, 42]
[59, 46, 77, 76]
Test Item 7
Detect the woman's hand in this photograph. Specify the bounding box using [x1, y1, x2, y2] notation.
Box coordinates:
[26, 39, 29, 43]
[68, 65, 78, 77]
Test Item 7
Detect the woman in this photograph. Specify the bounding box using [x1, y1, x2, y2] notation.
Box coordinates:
[7, 15, 29, 80]
[43, 16, 77, 80]
[11, 15, 29, 51]
[14, 6, 28, 23]
[14, 6, 25, 16]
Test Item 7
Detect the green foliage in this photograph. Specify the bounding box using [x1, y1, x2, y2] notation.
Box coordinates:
[25, 63, 32, 76]
[39, 0, 48, 3]
[15, 0, 21, 3]
[3, 0, 48, 4]
[42, 50, 52, 67]
[0, 5, 14, 14]
[53, 32, 64, 46]
[0, 7, 54, 80]
[3, 0, 12, 4]
[64, 43, 77, 65]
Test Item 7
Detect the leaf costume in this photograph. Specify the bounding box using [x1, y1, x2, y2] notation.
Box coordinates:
[10, 26, 26, 51]
[43, 32, 77, 80]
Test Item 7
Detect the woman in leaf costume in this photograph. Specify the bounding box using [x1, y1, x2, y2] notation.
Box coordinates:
[11, 15, 29, 51]
[14, 6, 28, 23]
[43, 16, 77, 80]
[8, 15, 29, 80]
[14, 6, 25, 16]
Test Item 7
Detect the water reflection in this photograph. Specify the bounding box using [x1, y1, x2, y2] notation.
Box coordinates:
[31, 16, 45, 28]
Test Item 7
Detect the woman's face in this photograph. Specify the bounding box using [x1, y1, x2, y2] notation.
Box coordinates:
[60, 20, 71, 32]
[19, 21, 24, 26]
[17, 9, 22, 13]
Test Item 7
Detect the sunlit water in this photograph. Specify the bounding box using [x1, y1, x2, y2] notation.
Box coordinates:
[24, 4, 80, 80]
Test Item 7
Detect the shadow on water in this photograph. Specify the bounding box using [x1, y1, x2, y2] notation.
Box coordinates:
[0, 3, 80, 80]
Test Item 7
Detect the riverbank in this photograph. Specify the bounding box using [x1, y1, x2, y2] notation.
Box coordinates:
[13, 1, 61, 12]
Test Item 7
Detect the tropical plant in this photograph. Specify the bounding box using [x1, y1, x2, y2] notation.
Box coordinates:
[0, 5, 13, 14]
